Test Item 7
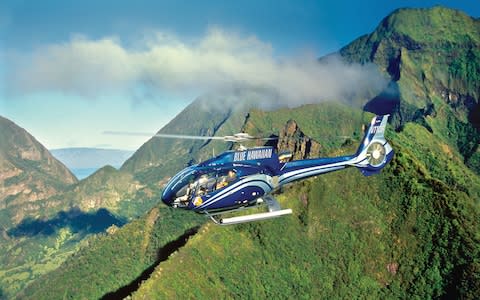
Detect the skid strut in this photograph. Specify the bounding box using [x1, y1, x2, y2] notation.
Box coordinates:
[206, 196, 292, 225]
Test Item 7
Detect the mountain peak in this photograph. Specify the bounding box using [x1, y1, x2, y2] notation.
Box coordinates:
[0, 115, 78, 223]
[378, 6, 479, 44]
[339, 5, 480, 174]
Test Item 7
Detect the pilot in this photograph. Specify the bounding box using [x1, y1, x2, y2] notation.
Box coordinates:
[180, 183, 194, 204]
[198, 187, 207, 195]
[196, 176, 208, 196]
[199, 175, 208, 185]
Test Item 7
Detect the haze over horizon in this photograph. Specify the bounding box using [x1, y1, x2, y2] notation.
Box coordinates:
[1, 1, 478, 151]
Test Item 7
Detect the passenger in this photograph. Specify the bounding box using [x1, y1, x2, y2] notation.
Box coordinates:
[227, 170, 237, 182]
[198, 175, 208, 185]
[215, 170, 237, 190]
[216, 177, 228, 189]
[216, 170, 236, 190]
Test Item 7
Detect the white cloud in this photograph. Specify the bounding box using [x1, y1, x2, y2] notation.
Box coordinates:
[7, 27, 387, 107]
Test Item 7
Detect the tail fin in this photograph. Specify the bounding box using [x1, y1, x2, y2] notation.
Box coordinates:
[352, 115, 394, 176]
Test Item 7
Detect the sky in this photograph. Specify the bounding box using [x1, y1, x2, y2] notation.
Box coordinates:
[0, 1, 479, 150]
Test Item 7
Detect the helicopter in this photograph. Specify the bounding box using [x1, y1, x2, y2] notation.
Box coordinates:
[152, 114, 394, 225]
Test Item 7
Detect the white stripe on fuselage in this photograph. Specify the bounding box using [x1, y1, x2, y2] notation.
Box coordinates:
[279, 158, 355, 183]
[279, 166, 345, 185]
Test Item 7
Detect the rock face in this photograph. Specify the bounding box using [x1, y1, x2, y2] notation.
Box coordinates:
[276, 119, 321, 160]
[0, 116, 78, 212]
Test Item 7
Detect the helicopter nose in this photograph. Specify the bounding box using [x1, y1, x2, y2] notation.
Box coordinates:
[161, 190, 174, 207]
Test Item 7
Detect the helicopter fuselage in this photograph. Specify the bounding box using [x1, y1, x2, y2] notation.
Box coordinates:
[161, 148, 281, 212]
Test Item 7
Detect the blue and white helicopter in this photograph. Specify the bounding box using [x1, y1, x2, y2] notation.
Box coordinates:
[158, 115, 394, 225]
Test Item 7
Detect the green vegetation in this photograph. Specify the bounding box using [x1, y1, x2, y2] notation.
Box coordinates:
[0, 118, 160, 297]
[131, 122, 479, 299]
[386, 6, 479, 44]
[340, 6, 480, 176]
[0, 165, 160, 298]
[19, 106, 480, 299]
[243, 102, 370, 151]
[18, 208, 204, 299]
[0, 207, 128, 297]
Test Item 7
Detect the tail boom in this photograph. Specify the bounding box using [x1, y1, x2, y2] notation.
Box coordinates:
[277, 115, 394, 184]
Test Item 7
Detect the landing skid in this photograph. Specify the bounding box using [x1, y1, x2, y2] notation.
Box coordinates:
[206, 196, 292, 225]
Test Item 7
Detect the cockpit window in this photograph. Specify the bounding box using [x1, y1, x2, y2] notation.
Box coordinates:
[171, 171, 197, 206]
[175, 184, 189, 198]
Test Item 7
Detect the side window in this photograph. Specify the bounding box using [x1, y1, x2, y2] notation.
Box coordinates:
[215, 170, 237, 190]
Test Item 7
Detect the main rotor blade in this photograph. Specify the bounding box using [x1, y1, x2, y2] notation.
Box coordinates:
[154, 133, 226, 140]
[103, 131, 225, 140]
[252, 137, 278, 141]
[104, 131, 350, 143]
[103, 131, 155, 137]
[103, 131, 279, 142]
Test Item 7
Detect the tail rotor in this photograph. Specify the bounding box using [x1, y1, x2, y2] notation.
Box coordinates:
[351, 115, 394, 176]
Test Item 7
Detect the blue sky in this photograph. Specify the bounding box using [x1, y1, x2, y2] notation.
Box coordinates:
[0, 1, 479, 150]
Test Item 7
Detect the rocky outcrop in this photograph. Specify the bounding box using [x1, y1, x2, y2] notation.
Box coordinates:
[276, 120, 321, 160]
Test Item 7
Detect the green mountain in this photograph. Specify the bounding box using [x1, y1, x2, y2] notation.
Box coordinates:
[12, 6, 480, 300]
[340, 6, 480, 172]
[0, 118, 154, 297]
[0, 116, 79, 296]
[132, 120, 479, 299]
[0, 163, 159, 297]
[0, 116, 77, 226]
[19, 103, 480, 299]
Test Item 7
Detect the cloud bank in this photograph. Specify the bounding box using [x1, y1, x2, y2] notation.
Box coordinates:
[7, 28, 387, 107]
